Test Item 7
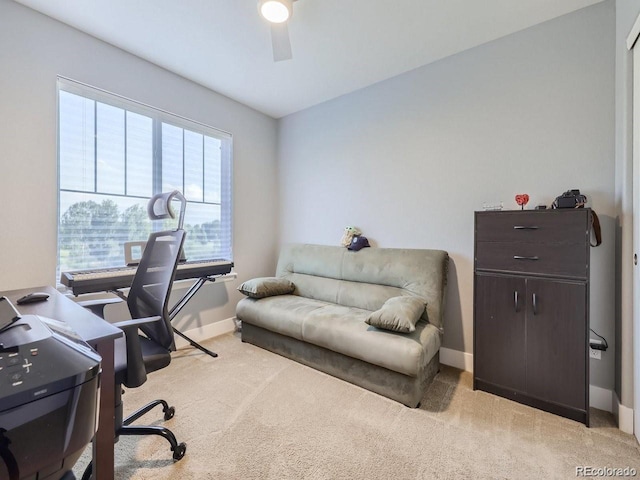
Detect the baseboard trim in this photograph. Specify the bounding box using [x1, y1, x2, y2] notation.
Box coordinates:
[174, 317, 236, 350]
[589, 385, 613, 413]
[440, 347, 473, 372]
[613, 392, 634, 434]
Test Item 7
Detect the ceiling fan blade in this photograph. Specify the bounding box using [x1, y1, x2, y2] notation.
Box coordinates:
[270, 22, 292, 62]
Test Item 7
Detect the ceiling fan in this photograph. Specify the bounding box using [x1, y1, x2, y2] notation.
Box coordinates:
[258, 0, 297, 62]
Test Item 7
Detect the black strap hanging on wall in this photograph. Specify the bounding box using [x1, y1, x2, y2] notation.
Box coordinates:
[590, 210, 602, 247]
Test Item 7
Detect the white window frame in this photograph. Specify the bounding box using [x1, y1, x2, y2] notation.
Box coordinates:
[56, 77, 233, 277]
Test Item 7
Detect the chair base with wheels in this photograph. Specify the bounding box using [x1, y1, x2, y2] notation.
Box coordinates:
[116, 392, 187, 461]
[81, 389, 186, 480]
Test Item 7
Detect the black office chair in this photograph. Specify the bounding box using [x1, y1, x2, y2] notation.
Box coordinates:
[80, 193, 188, 480]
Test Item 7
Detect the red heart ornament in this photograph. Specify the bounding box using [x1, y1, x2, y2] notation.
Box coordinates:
[515, 194, 529, 207]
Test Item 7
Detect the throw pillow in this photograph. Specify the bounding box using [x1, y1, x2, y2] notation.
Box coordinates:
[365, 296, 427, 333]
[238, 277, 295, 299]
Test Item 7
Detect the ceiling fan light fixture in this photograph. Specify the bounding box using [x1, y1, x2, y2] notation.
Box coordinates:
[258, 0, 292, 24]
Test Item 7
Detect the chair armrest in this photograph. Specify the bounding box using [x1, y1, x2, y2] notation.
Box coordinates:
[112, 316, 162, 389]
[112, 316, 162, 330]
[78, 298, 124, 319]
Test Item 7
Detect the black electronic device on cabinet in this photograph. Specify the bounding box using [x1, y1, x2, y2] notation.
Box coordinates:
[473, 208, 590, 425]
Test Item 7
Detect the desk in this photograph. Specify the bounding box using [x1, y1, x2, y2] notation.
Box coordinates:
[2, 286, 122, 480]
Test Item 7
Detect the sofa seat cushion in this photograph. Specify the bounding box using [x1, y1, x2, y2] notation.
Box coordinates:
[237, 295, 330, 341]
[238, 295, 441, 378]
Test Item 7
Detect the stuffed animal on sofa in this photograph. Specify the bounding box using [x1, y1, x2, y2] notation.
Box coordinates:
[340, 226, 361, 247]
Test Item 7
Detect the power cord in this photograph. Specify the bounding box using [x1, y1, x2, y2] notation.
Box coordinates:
[589, 328, 608, 351]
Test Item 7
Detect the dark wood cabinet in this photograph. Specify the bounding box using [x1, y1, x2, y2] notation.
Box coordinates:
[473, 209, 590, 425]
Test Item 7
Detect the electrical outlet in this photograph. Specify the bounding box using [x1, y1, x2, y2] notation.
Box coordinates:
[590, 347, 601, 360]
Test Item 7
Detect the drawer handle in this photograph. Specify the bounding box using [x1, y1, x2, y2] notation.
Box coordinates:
[513, 255, 539, 261]
[513, 225, 539, 230]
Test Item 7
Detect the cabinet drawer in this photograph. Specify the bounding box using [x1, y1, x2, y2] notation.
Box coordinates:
[476, 241, 587, 278]
[475, 211, 589, 244]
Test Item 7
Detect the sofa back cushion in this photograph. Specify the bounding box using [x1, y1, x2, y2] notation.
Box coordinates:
[276, 243, 448, 330]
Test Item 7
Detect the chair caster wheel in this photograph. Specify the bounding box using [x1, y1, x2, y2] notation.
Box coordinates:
[173, 442, 187, 460]
[164, 406, 175, 420]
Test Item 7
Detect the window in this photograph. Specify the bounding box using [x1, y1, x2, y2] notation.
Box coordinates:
[57, 78, 232, 276]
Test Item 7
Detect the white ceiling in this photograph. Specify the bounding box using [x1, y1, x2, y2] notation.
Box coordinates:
[15, 0, 604, 118]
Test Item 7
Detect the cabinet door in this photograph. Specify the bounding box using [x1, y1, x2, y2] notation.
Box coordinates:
[474, 274, 526, 392]
[525, 278, 587, 409]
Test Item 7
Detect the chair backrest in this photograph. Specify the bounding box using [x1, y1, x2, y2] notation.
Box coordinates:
[127, 229, 186, 351]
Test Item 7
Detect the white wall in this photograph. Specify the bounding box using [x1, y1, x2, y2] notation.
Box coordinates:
[0, 0, 279, 331]
[278, 2, 616, 389]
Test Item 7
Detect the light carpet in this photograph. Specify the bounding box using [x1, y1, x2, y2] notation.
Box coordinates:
[74, 333, 640, 479]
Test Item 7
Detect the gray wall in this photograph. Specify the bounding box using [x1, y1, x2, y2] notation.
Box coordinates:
[0, 0, 279, 331]
[278, 2, 616, 389]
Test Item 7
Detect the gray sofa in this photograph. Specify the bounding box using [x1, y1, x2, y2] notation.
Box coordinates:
[236, 243, 449, 407]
